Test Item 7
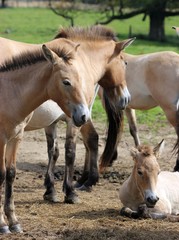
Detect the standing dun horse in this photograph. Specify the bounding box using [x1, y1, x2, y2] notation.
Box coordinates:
[0, 25, 133, 234]
[100, 50, 179, 172]
[24, 26, 134, 205]
[119, 140, 179, 221]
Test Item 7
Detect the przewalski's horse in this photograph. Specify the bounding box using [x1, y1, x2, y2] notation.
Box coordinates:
[25, 26, 134, 204]
[0, 26, 133, 233]
[0, 37, 93, 234]
[119, 140, 179, 221]
[100, 51, 179, 172]
[172, 26, 179, 36]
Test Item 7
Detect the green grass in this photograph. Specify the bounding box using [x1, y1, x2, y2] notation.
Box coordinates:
[0, 7, 179, 126]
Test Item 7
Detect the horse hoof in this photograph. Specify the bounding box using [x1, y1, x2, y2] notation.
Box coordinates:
[0, 225, 11, 234]
[43, 194, 59, 203]
[10, 223, 23, 233]
[64, 194, 80, 204]
[73, 182, 82, 189]
[77, 185, 92, 192]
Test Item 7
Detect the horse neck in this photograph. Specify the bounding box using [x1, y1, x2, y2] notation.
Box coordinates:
[1, 61, 50, 120]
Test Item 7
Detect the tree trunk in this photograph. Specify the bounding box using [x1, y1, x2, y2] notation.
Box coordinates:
[148, 9, 165, 41]
[1, 0, 6, 7]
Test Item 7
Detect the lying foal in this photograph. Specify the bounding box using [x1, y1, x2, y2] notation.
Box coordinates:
[119, 140, 179, 221]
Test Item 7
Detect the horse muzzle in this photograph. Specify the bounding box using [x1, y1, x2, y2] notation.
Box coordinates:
[145, 192, 159, 208]
[119, 86, 131, 110]
[72, 103, 90, 127]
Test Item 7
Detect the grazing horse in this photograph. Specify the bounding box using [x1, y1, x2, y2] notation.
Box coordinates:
[0, 26, 133, 233]
[119, 140, 179, 221]
[100, 51, 179, 171]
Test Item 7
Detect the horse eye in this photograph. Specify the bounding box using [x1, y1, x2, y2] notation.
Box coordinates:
[137, 170, 143, 176]
[63, 79, 71, 86]
[125, 61, 128, 65]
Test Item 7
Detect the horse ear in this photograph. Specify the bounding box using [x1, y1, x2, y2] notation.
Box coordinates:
[118, 37, 136, 51]
[130, 147, 139, 161]
[74, 43, 80, 51]
[153, 139, 165, 158]
[42, 44, 58, 65]
[109, 38, 135, 62]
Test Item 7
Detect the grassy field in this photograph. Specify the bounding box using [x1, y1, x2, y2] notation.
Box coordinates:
[0, 7, 179, 126]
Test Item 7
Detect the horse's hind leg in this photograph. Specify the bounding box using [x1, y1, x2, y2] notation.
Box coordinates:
[74, 120, 99, 191]
[44, 122, 59, 202]
[63, 118, 80, 204]
[125, 108, 140, 147]
[4, 136, 23, 233]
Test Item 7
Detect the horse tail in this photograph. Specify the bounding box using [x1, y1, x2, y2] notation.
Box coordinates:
[99, 89, 124, 172]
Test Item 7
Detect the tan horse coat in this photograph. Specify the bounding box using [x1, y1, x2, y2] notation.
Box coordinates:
[0, 26, 134, 233]
[119, 140, 179, 220]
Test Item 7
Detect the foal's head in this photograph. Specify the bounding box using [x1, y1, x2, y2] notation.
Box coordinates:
[130, 140, 164, 208]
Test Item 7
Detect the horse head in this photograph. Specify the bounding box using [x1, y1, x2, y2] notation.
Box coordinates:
[130, 140, 164, 208]
[42, 42, 90, 127]
[99, 38, 135, 110]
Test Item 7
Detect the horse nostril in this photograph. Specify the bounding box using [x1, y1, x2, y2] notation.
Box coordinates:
[81, 115, 86, 123]
[147, 197, 158, 204]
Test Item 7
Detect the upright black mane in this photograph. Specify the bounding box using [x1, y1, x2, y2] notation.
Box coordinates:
[54, 25, 118, 42]
[0, 46, 73, 72]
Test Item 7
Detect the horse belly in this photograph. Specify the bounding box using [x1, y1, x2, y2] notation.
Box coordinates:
[128, 95, 157, 110]
[25, 100, 64, 130]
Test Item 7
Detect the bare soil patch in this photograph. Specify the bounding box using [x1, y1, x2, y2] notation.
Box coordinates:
[1, 119, 179, 240]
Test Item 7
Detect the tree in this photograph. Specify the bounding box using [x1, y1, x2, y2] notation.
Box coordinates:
[1, 0, 7, 7]
[48, 0, 75, 26]
[96, 0, 179, 41]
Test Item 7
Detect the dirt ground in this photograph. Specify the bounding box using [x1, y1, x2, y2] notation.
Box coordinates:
[1, 117, 179, 240]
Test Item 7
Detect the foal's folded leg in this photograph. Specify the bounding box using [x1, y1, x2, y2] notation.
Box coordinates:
[120, 207, 139, 219]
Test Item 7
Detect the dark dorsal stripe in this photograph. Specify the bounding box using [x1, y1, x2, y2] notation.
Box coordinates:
[54, 25, 118, 41]
[0, 47, 73, 72]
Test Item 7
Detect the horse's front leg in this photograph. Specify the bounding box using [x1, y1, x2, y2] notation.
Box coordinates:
[44, 121, 59, 202]
[0, 140, 11, 234]
[74, 120, 99, 191]
[4, 136, 23, 233]
[63, 118, 79, 204]
[120, 207, 140, 219]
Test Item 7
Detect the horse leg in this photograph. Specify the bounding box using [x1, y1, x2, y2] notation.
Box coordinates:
[4, 135, 23, 233]
[120, 205, 152, 219]
[125, 107, 140, 147]
[0, 140, 11, 234]
[63, 118, 80, 204]
[120, 207, 140, 219]
[75, 120, 99, 191]
[161, 106, 179, 171]
[44, 121, 59, 202]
